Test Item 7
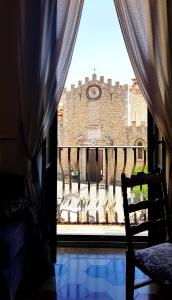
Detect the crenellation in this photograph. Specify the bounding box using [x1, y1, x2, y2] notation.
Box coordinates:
[131, 121, 137, 127]
[107, 78, 112, 85]
[92, 73, 97, 80]
[71, 84, 75, 90]
[100, 76, 104, 82]
[85, 77, 89, 83]
[78, 80, 82, 86]
[115, 81, 120, 87]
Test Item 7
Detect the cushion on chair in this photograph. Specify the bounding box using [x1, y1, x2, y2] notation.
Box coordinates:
[0, 219, 27, 268]
[135, 242, 172, 285]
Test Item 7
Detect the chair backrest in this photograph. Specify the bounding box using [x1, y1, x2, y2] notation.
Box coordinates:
[121, 172, 169, 251]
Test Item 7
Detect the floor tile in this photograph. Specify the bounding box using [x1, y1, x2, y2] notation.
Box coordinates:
[24, 247, 165, 300]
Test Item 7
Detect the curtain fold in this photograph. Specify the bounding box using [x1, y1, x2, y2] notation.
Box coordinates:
[17, 0, 84, 220]
[114, 0, 172, 227]
[114, 0, 172, 149]
[18, 0, 84, 160]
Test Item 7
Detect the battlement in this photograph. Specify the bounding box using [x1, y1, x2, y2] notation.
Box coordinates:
[67, 75, 130, 91]
[131, 120, 146, 128]
[85, 77, 89, 83]
[107, 78, 112, 85]
[71, 84, 75, 90]
[130, 78, 141, 94]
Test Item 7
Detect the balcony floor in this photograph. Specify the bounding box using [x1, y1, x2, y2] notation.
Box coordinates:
[57, 181, 125, 224]
[57, 224, 125, 236]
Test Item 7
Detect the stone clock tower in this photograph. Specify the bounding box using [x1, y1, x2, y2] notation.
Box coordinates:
[60, 73, 128, 146]
[58, 74, 147, 181]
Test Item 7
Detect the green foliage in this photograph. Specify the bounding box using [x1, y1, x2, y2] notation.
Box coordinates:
[133, 184, 148, 200]
[133, 165, 148, 200]
[133, 165, 148, 174]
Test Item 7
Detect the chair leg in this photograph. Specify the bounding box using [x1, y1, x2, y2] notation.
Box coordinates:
[126, 251, 135, 300]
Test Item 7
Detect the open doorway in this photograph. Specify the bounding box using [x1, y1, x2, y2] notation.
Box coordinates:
[86, 149, 103, 182]
[57, 0, 148, 237]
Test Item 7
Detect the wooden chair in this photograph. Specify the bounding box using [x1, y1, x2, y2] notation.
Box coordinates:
[121, 171, 172, 299]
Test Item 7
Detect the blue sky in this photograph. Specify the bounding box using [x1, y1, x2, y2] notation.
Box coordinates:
[65, 0, 135, 89]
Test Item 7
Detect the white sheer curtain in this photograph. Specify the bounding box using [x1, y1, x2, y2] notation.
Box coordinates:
[18, 0, 83, 160]
[114, 0, 172, 220]
[17, 0, 83, 219]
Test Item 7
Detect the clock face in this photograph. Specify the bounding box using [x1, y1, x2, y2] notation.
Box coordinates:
[86, 84, 101, 100]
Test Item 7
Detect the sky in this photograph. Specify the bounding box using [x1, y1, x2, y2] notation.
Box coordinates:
[65, 0, 135, 89]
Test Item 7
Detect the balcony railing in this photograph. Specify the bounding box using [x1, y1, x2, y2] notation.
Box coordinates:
[57, 146, 147, 225]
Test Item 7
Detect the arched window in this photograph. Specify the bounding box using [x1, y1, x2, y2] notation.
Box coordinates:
[138, 141, 143, 159]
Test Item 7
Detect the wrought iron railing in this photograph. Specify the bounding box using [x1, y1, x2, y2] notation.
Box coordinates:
[57, 146, 147, 225]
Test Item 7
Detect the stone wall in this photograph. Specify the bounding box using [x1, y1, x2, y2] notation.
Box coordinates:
[58, 75, 147, 181]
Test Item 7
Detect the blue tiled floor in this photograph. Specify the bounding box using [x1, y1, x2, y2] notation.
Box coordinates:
[56, 248, 151, 300]
[25, 248, 167, 300]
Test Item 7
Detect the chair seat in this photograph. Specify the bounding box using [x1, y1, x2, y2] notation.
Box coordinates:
[135, 242, 172, 286]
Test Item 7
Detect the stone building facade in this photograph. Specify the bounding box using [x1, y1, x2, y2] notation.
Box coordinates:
[58, 74, 147, 182]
